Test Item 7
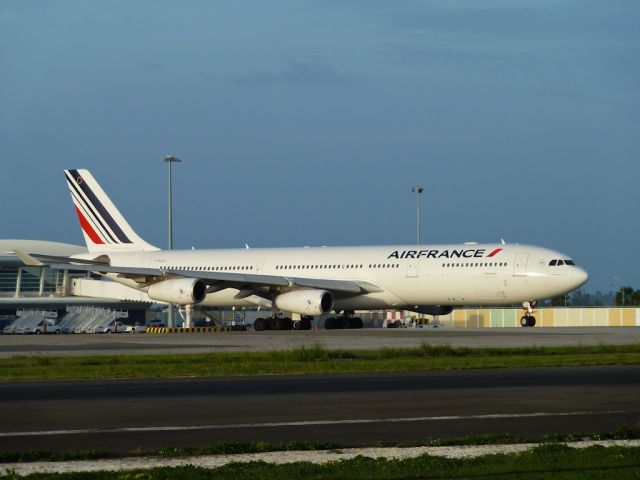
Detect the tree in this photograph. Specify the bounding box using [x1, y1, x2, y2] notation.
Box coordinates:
[550, 294, 569, 307]
[615, 286, 636, 306]
[570, 289, 592, 307]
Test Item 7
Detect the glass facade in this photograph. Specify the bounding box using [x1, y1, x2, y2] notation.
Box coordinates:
[0, 266, 68, 297]
[0, 267, 19, 294]
[19, 267, 41, 293]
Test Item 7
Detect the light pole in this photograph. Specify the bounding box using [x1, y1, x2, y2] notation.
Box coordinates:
[163, 155, 182, 327]
[411, 186, 423, 245]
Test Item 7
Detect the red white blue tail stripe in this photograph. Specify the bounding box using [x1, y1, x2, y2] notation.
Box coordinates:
[64, 169, 158, 252]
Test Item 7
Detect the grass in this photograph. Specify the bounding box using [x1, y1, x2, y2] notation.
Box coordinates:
[2, 444, 640, 479]
[1, 343, 640, 381]
[2, 427, 640, 463]
[0, 441, 341, 464]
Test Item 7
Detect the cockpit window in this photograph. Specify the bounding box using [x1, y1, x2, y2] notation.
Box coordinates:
[557, 259, 565, 266]
[565, 259, 575, 266]
[549, 259, 557, 266]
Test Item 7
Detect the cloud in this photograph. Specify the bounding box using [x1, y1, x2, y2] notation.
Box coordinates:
[236, 56, 352, 86]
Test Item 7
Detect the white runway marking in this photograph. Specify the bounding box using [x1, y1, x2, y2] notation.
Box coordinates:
[0, 410, 633, 438]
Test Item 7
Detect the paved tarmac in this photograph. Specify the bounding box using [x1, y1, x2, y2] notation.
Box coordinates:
[1, 365, 639, 453]
[1, 327, 639, 357]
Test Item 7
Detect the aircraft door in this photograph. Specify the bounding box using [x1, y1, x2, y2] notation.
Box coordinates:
[513, 253, 529, 277]
[255, 260, 265, 274]
[406, 261, 418, 278]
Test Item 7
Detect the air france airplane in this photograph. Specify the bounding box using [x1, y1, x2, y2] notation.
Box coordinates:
[35, 169, 588, 330]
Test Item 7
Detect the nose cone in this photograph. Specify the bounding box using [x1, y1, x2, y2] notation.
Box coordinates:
[571, 267, 589, 289]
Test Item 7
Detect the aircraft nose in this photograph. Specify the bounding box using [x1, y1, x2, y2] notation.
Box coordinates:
[573, 267, 589, 288]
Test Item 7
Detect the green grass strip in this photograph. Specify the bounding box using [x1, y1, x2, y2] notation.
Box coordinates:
[2, 445, 640, 480]
[1, 343, 640, 381]
[2, 427, 640, 464]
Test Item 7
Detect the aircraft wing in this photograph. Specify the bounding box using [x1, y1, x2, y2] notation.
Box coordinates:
[170, 269, 370, 294]
[40, 261, 381, 295]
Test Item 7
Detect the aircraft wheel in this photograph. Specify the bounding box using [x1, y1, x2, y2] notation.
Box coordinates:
[282, 317, 293, 330]
[527, 316, 536, 327]
[292, 320, 302, 330]
[324, 317, 335, 330]
[272, 317, 284, 330]
[351, 317, 363, 329]
[254, 317, 267, 331]
[340, 317, 350, 329]
[520, 316, 530, 327]
[35, 330, 41, 335]
[301, 317, 312, 330]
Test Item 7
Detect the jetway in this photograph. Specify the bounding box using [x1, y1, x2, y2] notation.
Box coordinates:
[70, 278, 152, 303]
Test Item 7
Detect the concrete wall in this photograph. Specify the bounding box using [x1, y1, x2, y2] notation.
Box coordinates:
[406, 307, 640, 328]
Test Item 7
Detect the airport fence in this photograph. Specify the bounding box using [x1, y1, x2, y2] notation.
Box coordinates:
[386, 307, 640, 328]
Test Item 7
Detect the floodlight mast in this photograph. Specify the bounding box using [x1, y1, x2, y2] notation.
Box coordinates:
[163, 155, 182, 327]
[411, 186, 424, 245]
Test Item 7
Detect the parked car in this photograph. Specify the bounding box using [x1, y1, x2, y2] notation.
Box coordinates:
[125, 322, 147, 333]
[96, 320, 128, 334]
[18, 319, 61, 335]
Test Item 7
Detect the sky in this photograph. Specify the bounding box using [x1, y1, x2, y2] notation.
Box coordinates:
[1, 0, 638, 293]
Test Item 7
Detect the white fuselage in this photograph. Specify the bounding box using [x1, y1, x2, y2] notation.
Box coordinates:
[94, 243, 588, 312]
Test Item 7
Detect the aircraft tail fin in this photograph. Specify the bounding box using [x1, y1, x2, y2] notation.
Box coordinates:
[64, 169, 160, 253]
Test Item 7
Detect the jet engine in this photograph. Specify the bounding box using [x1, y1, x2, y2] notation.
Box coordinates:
[274, 290, 334, 316]
[147, 278, 207, 305]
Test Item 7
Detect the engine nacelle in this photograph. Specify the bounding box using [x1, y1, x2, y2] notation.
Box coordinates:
[274, 290, 334, 316]
[409, 305, 454, 316]
[147, 278, 207, 305]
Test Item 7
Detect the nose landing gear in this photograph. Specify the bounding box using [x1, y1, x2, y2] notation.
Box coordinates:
[520, 301, 537, 327]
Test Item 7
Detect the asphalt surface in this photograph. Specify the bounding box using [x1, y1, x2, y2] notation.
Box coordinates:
[1, 365, 639, 453]
[1, 327, 640, 357]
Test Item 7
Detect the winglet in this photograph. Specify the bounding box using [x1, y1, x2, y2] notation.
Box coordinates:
[12, 250, 45, 267]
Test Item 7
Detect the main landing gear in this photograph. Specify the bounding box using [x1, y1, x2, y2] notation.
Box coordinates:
[520, 301, 537, 327]
[324, 311, 364, 330]
[254, 315, 313, 331]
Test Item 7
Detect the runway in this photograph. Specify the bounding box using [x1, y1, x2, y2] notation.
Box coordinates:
[1, 365, 639, 453]
[1, 327, 639, 357]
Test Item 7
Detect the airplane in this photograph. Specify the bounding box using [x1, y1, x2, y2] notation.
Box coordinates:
[24, 168, 589, 330]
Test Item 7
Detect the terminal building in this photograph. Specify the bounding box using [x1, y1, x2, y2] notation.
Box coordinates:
[0, 239, 149, 329]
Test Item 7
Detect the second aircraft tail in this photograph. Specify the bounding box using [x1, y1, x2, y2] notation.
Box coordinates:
[64, 169, 159, 253]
